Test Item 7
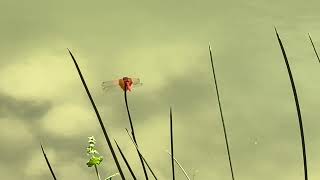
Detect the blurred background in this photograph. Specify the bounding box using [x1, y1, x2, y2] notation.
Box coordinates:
[1, 0, 320, 179]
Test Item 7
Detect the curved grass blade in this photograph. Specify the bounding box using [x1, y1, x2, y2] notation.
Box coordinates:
[105, 173, 120, 180]
[165, 150, 191, 180]
[125, 129, 158, 180]
[275, 28, 308, 180]
[308, 33, 320, 63]
[124, 86, 149, 179]
[67, 49, 125, 180]
[114, 139, 137, 180]
[170, 107, 175, 180]
[208, 44, 235, 180]
[40, 143, 57, 180]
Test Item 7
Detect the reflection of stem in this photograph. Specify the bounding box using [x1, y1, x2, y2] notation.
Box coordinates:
[124, 87, 149, 179]
[165, 150, 191, 180]
[94, 165, 101, 180]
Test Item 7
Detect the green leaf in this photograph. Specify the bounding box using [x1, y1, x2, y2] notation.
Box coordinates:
[86, 156, 103, 167]
[105, 173, 119, 180]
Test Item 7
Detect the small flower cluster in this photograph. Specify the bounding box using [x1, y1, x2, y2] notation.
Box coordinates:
[86, 136, 103, 167]
[85, 136, 119, 180]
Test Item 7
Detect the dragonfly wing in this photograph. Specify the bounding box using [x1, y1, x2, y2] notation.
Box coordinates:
[131, 78, 143, 88]
[133, 82, 143, 87]
[101, 80, 119, 91]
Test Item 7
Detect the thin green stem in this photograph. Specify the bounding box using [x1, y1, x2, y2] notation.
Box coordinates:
[94, 165, 101, 180]
[165, 150, 191, 180]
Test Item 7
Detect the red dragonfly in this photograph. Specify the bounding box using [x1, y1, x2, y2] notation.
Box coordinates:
[102, 77, 143, 92]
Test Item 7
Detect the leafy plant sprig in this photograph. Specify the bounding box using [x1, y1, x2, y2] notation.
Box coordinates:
[86, 136, 119, 180]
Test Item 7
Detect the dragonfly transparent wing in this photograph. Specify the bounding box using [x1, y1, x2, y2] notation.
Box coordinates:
[101, 80, 119, 92]
[131, 78, 143, 87]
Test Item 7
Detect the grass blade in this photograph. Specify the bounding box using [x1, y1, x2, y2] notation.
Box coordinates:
[105, 173, 120, 180]
[124, 88, 149, 179]
[67, 49, 125, 180]
[170, 107, 175, 180]
[208, 44, 235, 180]
[308, 33, 320, 63]
[275, 28, 308, 180]
[125, 128, 158, 180]
[114, 139, 137, 180]
[165, 150, 191, 180]
[40, 143, 57, 180]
